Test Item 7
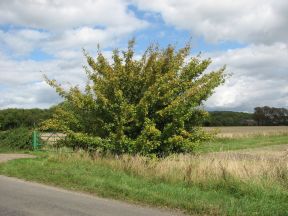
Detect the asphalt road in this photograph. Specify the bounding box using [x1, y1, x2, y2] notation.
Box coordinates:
[0, 175, 182, 216]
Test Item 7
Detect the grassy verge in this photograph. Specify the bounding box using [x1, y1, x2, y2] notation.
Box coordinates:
[199, 134, 288, 153]
[0, 146, 29, 153]
[0, 147, 14, 153]
[1, 151, 288, 216]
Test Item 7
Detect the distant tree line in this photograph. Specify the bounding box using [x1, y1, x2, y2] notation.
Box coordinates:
[1, 106, 287, 131]
[253, 106, 288, 126]
[204, 107, 288, 126]
[0, 108, 54, 131]
[203, 111, 253, 126]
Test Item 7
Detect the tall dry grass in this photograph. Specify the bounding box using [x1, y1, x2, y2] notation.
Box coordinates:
[100, 153, 288, 185]
[49, 146, 288, 188]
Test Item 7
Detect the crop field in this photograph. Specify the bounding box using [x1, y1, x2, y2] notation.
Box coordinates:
[204, 126, 288, 138]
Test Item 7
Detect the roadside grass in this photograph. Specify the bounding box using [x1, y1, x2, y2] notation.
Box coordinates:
[0, 146, 14, 153]
[1, 149, 288, 216]
[199, 134, 288, 153]
[0, 146, 30, 153]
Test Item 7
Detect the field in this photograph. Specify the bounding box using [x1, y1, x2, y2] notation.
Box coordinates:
[205, 126, 288, 138]
[0, 126, 288, 215]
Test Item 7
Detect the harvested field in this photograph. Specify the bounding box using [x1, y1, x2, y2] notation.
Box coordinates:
[40, 132, 66, 145]
[204, 126, 288, 138]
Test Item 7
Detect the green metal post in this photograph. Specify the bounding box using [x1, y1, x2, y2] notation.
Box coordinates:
[32, 130, 38, 150]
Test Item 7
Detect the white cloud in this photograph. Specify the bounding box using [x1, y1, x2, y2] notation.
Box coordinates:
[0, 81, 61, 109]
[132, 0, 288, 44]
[0, 29, 49, 55]
[0, 51, 85, 85]
[0, 0, 146, 31]
[43, 26, 141, 54]
[0, 0, 148, 57]
[205, 43, 288, 111]
[0, 49, 89, 108]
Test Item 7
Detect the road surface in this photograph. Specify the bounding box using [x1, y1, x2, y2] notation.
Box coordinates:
[0, 175, 182, 216]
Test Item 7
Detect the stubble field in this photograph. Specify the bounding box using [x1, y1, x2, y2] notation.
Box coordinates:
[204, 126, 288, 138]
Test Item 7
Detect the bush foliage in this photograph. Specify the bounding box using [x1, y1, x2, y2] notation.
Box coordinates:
[43, 40, 225, 156]
[0, 127, 32, 150]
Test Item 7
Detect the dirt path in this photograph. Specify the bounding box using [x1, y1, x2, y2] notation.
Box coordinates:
[0, 154, 36, 163]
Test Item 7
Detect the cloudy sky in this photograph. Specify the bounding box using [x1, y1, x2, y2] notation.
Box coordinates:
[0, 0, 287, 112]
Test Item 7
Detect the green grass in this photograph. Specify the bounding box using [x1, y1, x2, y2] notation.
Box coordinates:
[199, 134, 288, 153]
[0, 154, 287, 216]
[0, 146, 28, 153]
[0, 146, 13, 153]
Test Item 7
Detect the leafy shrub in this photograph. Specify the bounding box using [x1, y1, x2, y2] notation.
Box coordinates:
[0, 127, 32, 150]
[42, 40, 225, 156]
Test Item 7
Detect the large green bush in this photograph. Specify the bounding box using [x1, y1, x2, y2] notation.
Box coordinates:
[42, 40, 225, 156]
[0, 127, 32, 150]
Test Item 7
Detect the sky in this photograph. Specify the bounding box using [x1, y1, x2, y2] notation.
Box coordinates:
[0, 0, 287, 112]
